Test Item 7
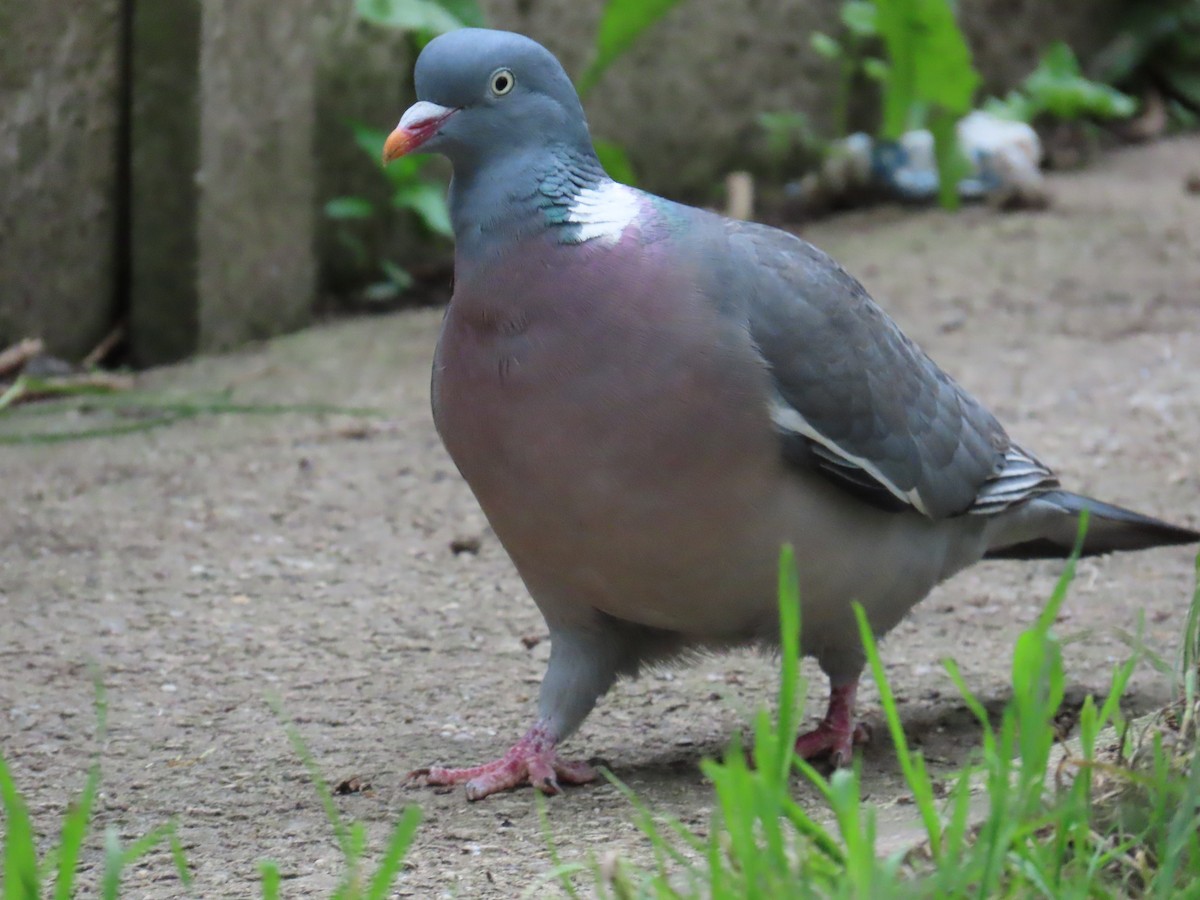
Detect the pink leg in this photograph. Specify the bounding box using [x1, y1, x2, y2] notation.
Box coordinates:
[407, 721, 597, 801]
[793, 681, 869, 768]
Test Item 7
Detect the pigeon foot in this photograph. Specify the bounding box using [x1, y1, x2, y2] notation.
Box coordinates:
[794, 681, 870, 767]
[408, 722, 597, 800]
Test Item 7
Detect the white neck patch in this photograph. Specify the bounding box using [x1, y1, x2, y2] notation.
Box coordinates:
[565, 181, 640, 244]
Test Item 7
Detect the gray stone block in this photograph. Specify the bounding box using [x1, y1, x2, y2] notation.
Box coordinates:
[194, 1, 318, 355]
[128, 0, 201, 365]
[130, 0, 318, 365]
[0, 0, 121, 359]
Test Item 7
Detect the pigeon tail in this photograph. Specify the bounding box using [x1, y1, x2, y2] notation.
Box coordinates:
[985, 490, 1200, 560]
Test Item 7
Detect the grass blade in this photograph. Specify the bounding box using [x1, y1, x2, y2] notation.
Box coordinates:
[1, 753, 41, 900]
[52, 763, 100, 900]
[269, 698, 353, 861]
[1179, 554, 1200, 692]
[260, 860, 282, 900]
[168, 825, 193, 889]
[101, 827, 123, 900]
[365, 805, 422, 900]
[853, 602, 942, 857]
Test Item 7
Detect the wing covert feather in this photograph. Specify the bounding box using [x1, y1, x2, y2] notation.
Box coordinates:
[726, 220, 1010, 519]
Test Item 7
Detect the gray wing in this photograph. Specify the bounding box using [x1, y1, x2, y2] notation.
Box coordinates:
[725, 220, 1057, 519]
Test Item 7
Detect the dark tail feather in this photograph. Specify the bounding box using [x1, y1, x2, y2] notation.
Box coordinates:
[985, 490, 1200, 560]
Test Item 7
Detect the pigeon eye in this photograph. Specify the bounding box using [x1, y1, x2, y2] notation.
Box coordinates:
[489, 68, 515, 96]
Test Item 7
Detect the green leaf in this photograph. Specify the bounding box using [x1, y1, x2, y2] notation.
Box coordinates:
[364, 281, 407, 303]
[354, 0, 467, 34]
[757, 111, 821, 162]
[910, 2, 979, 113]
[1040, 40, 1081, 78]
[351, 122, 389, 161]
[594, 138, 637, 185]
[324, 197, 375, 220]
[392, 181, 453, 237]
[380, 259, 415, 289]
[430, 0, 485, 28]
[577, 0, 683, 97]
[811, 32, 844, 61]
[862, 57, 888, 83]
[841, 1, 878, 37]
[873, 0, 979, 138]
[353, 122, 430, 183]
[1009, 42, 1137, 122]
[364, 261, 413, 301]
[983, 90, 1036, 122]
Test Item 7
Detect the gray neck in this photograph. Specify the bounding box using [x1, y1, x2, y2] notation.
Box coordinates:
[448, 144, 609, 264]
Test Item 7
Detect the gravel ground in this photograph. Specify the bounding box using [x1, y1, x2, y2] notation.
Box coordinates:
[2, 136, 1199, 898]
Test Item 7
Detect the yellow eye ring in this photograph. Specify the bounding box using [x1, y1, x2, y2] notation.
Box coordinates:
[490, 68, 515, 96]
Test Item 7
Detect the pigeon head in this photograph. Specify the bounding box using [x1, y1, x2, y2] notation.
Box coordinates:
[383, 29, 595, 172]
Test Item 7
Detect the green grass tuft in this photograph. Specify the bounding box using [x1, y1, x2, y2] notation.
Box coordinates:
[1, 688, 420, 898]
[589, 518, 1200, 897]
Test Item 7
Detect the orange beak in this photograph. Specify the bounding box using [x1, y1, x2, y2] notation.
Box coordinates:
[382, 101, 457, 164]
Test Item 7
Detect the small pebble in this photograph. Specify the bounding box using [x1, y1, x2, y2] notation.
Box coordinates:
[450, 536, 482, 555]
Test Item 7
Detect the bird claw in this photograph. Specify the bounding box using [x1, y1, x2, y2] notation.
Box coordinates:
[407, 724, 597, 800]
[793, 681, 869, 767]
[793, 719, 870, 767]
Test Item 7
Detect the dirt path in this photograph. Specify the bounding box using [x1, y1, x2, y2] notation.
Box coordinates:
[3, 137, 1199, 898]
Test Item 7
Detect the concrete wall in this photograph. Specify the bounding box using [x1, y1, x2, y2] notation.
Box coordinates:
[194, 0, 317, 357]
[130, 0, 318, 365]
[128, 0, 200, 364]
[0, 1, 121, 360]
[0, 0, 1125, 363]
[131, 0, 408, 363]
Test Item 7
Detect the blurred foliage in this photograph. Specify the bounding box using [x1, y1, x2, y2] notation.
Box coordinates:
[326, 0, 479, 303]
[1092, 0, 1200, 124]
[986, 42, 1137, 124]
[354, 0, 483, 33]
[872, 0, 977, 208]
[325, 122, 455, 302]
[808, 0, 978, 209]
[593, 139, 637, 185]
[577, 0, 690, 185]
[758, 111, 825, 190]
[576, 0, 682, 97]
[756, 110, 825, 179]
[809, 0, 884, 138]
[328, 0, 680, 303]
[871, 0, 978, 141]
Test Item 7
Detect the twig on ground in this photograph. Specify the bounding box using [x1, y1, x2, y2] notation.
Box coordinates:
[0, 373, 136, 412]
[0, 338, 45, 378]
[725, 171, 755, 221]
[81, 324, 127, 369]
